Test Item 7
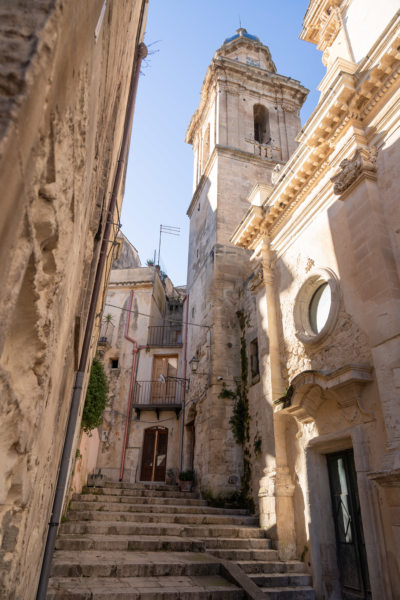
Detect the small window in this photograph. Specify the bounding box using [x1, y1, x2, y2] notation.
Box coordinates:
[253, 104, 270, 144]
[250, 338, 260, 383]
[110, 358, 119, 369]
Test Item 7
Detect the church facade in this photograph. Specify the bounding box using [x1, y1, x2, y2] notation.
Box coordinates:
[185, 1, 400, 598]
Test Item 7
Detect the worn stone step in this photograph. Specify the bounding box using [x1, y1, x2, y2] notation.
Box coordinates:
[73, 493, 208, 506]
[82, 486, 198, 499]
[87, 478, 179, 492]
[204, 538, 270, 550]
[51, 550, 221, 578]
[70, 500, 249, 515]
[259, 586, 315, 599]
[56, 534, 206, 552]
[47, 575, 244, 599]
[60, 521, 265, 539]
[67, 509, 258, 526]
[250, 573, 312, 587]
[237, 560, 306, 574]
[209, 548, 278, 561]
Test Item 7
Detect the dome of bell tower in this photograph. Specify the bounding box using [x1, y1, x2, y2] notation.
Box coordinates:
[223, 27, 260, 45]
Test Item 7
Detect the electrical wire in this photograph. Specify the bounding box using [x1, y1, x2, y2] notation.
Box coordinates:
[104, 301, 212, 329]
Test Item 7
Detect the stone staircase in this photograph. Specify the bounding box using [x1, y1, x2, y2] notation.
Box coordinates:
[47, 481, 314, 599]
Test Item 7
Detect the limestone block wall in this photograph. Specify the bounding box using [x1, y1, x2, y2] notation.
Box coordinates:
[0, 1, 147, 597]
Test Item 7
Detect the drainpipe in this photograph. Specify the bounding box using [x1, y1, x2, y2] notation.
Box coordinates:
[35, 15, 148, 600]
[179, 294, 189, 473]
[120, 289, 146, 481]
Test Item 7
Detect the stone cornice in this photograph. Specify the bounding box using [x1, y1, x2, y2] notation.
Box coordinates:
[232, 17, 400, 252]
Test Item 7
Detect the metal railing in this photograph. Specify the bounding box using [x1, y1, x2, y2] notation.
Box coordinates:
[147, 325, 183, 346]
[133, 380, 184, 406]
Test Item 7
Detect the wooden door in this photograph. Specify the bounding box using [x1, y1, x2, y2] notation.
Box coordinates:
[140, 427, 168, 482]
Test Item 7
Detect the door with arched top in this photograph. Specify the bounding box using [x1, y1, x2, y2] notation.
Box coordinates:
[140, 427, 168, 482]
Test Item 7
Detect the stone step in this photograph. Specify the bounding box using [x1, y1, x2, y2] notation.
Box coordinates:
[82, 486, 198, 499]
[56, 534, 206, 552]
[87, 478, 179, 492]
[70, 499, 248, 515]
[73, 493, 208, 506]
[250, 573, 312, 587]
[204, 538, 270, 550]
[59, 521, 266, 539]
[51, 550, 221, 578]
[47, 575, 244, 599]
[259, 586, 315, 599]
[237, 560, 306, 574]
[209, 549, 278, 561]
[66, 509, 258, 526]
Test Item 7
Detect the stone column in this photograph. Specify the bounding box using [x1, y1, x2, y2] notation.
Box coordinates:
[258, 237, 296, 560]
[331, 136, 400, 472]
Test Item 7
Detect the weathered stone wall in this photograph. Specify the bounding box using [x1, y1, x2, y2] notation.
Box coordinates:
[0, 1, 147, 597]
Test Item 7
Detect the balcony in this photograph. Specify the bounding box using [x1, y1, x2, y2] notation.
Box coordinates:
[132, 380, 184, 419]
[98, 319, 115, 347]
[147, 325, 182, 347]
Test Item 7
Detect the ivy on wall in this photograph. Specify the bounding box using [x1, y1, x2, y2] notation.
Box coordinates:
[81, 357, 108, 433]
[219, 310, 254, 512]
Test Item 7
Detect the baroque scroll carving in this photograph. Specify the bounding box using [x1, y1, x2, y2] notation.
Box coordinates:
[331, 146, 377, 195]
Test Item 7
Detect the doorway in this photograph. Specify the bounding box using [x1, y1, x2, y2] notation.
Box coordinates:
[140, 427, 168, 482]
[327, 449, 371, 599]
[151, 355, 178, 404]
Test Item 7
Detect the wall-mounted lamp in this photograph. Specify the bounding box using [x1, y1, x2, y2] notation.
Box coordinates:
[189, 356, 199, 373]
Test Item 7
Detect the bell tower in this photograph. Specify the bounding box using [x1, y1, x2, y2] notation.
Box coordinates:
[185, 29, 308, 493]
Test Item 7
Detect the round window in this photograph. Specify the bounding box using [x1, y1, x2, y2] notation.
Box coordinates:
[309, 283, 331, 334]
[293, 268, 340, 345]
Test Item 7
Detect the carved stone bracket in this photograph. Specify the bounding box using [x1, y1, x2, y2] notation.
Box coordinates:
[248, 265, 264, 293]
[279, 365, 374, 425]
[331, 146, 377, 195]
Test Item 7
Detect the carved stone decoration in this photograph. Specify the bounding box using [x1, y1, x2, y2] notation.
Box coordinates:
[248, 265, 264, 293]
[271, 163, 282, 185]
[281, 365, 374, 425]
[331, 146, 377, 195]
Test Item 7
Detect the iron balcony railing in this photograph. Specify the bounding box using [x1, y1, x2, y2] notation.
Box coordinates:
[133, 380, 184, 407]
[98, 319, 115, 345]
[147, 325, 183, 347]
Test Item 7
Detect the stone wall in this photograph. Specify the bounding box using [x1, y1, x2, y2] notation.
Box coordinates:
[0, 1, 147, 597]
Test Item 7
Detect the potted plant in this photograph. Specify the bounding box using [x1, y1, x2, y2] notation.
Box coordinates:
[178, 470, 195, 492]
[166, 468, 176, 485]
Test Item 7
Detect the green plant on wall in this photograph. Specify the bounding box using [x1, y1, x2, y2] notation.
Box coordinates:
[218, 310, 254, 512]
[81, 357, 108, 434]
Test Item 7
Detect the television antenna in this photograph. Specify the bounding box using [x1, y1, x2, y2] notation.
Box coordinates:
[158, 224, 180, 266]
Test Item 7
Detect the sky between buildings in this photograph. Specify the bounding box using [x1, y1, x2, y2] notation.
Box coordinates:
[121, 0, 326, 286]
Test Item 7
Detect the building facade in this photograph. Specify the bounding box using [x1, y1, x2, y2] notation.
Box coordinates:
[0, 1, 148, 597]
[186, 2, 400, 599]
[94, 234, 186, 486]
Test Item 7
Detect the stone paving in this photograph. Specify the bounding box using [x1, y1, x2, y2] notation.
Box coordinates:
[47, 482, 315, 598]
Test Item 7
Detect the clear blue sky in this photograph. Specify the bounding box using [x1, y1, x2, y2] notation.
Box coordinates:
[122, 0, 325, 286]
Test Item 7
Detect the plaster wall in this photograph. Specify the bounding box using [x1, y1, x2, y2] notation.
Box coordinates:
[0, 1, 147, 597]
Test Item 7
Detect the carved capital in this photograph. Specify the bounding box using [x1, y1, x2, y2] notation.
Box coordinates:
[331, 146, 377, 195]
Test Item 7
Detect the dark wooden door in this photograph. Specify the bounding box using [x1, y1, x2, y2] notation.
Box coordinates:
[327, 450, 371, 599]
[140, 427, 168, 482]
